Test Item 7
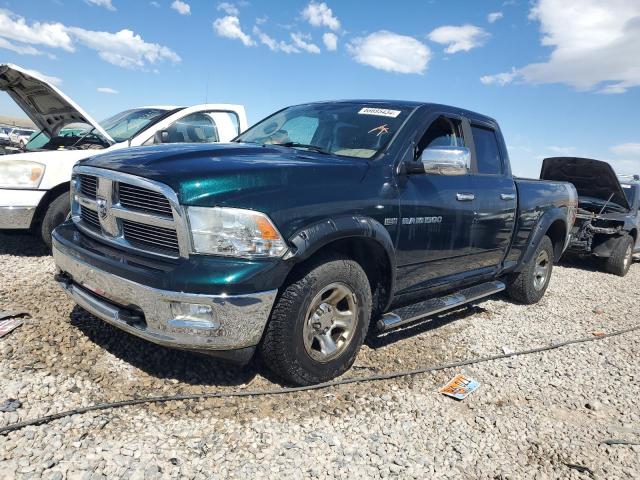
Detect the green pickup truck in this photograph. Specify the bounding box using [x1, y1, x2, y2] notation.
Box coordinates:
[52, 100, 577, 385]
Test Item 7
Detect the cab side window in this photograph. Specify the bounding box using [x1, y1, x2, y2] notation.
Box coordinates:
[415, 116, 465, 159]
[471, 125, 503, 175]
[163, 113, 219, 144]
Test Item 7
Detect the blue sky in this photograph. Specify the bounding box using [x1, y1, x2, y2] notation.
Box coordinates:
[1, 0, 639, 178]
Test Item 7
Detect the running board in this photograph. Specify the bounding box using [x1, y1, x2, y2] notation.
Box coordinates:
[377, 281, 506, 332]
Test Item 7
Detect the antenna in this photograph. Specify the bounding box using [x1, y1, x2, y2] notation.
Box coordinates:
[205, 71, 209, 105]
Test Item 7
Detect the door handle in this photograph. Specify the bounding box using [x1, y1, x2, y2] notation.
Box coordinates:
[500, 193, 516, 201]
[456, 193, 475, 201]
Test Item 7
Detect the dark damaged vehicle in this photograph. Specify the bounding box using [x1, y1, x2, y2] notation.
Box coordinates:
[52, 101, 577, 385]
[541, 157, 640, 276]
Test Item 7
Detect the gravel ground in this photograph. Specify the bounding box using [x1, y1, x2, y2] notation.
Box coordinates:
[1, 230, 639, 479]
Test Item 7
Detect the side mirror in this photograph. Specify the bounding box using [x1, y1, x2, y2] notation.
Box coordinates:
[154, 130, 170, 144]
[408, 146, 470, 176]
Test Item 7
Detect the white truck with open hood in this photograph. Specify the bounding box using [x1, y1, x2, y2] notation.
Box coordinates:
[0, 64, 248, 246]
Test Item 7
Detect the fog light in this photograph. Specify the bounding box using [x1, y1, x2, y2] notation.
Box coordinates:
[169, 302, 219, 329]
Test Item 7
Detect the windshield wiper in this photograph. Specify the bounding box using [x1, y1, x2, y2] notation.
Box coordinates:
[278, 142, 334, 156]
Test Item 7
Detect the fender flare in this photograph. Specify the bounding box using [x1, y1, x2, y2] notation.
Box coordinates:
[285, 215, 396, 309]
[515, 208, 568, 272]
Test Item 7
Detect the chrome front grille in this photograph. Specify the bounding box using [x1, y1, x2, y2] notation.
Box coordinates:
[71, 166, 188, 258]
[118, 183, 173, 217]
[80, 207, 100, 230]
[122, 219, 180, 253]
[79, 175, 97, 199]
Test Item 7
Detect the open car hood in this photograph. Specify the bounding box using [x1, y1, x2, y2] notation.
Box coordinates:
[541, 157, 630, 211]
[0, 64, 114, 143]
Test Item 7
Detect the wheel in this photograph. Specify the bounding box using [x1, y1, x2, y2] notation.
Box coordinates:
[39, 191, 71, 249]
[259, 255, 372, 386]
[605, 234, 633, 277]
[19, 140, 26, 150]
[506, 235, 554, 304]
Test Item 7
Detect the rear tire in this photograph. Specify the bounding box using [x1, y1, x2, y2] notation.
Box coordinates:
[605, 234, 633, 277]
[506, 235, 554, 304]
[260, 255, 372, 386]
[40, 191, 71, 249]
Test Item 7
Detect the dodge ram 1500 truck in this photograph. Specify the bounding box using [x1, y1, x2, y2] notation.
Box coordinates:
[52, 100, 577, 385]
[541, 157, 640, 276]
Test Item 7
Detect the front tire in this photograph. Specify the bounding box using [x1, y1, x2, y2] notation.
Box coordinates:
[506, 235, 554, 304]
[40, 191, 71, 249]
[605, 234, 633, 277]
[260, 255, 372, 386]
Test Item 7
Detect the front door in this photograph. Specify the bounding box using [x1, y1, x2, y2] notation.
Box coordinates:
[395, 115, 475, 294]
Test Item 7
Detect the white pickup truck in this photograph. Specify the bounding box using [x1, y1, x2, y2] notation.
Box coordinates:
[0, 64, 248, 246]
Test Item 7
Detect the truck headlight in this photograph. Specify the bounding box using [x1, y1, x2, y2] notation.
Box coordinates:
[187, 206, 287, 258]
[0, 160, 46, 189]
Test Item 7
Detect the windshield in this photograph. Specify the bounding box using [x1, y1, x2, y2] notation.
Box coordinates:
[236, 103, 413, 159]
[100, 108, 169, 143]
[25, 107, 170, 151]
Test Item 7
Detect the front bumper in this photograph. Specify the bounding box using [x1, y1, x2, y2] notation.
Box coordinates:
[0, 189, 46, 229]
[52, 239, 278, 357]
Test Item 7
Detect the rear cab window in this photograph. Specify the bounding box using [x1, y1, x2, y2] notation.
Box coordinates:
[471, 125, 504, 175]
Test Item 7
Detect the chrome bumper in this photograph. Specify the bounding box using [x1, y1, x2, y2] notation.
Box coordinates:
[0, 206, 36, 229]
[52, 241, 277, 352]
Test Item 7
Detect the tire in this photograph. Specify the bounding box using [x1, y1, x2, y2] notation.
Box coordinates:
[506, 235, 554, 304]
[604, 234, 633, 277]
[260, 255, 372, 386]
[39, 191, 71, 249]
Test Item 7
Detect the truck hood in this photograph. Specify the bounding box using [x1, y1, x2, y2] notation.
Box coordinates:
[540, 157, 630, 211]
[0, 64, 114, 143]
[80, 143, 370, 206]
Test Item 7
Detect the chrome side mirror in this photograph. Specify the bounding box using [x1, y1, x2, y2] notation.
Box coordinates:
[410, 146, 470, 175]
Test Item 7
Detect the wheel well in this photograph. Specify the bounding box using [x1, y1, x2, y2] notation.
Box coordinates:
[32, 182, 70, 228]
[290, 237, 393, 316]
[629, 228, 638, 242]
[546, 219, 566, 261]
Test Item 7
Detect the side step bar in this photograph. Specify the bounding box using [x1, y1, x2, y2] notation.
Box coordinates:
[377, 280, 505, 332]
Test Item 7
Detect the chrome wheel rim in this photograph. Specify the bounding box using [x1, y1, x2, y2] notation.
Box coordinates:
[624, 245, 632, 269]
[303, 282, 358, 363]
[533, 250, 550, 290]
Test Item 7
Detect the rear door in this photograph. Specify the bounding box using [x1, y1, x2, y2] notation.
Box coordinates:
[467, 121, 517, 270]
[395, 113, 476, 293]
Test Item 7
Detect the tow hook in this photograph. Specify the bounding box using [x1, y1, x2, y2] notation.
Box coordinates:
[54, 272, 72, 288]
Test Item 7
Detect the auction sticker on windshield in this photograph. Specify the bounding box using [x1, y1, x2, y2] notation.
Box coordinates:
[358, 107, 402, 118]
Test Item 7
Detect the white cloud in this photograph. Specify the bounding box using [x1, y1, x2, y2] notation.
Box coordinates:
[428, 24, 489, 53]
[213, 16, 254, 47]
[97, 87, 118, 94]
[0, 9, 179, 69]
[217, 2, 239, 16]
[85, 0, 115, 11]
[290, 32, 320, 54]
[171, 0, 190, 15]
[0, 37, 43, 55]
[69, 27, 180, 68]
[480, 67, 518, 85]
[611, 143, 640, 157]
[322, 32, 337, 51]
[302, 2, 340, 31]
[484, 0, 640, 94]
[487, 12, 504, 23]
[348, 31, 431, 75]
[150, 1, 160, 7]
[605, 154, 640, 176]
[252, 27, 299, 53]
[546, 146, 576, 155]
[0, 9, 74, 51]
